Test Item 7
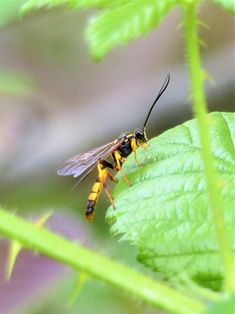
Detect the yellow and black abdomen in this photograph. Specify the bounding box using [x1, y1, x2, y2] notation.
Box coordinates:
[85, 162, 109, 221]
[85, 179, 102, 221]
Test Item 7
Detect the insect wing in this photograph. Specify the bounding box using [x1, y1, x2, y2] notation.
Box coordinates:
[57, 140, 121, 180]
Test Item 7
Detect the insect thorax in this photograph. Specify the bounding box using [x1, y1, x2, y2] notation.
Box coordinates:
[117, 132, 134, 158]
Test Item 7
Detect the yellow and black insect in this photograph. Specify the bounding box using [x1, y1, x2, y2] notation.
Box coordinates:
[57, 74, 170, 221]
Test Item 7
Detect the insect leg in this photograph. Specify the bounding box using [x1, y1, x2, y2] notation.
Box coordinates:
[103, 182, 115, 209]
[99, 160, 118, 183]
[99, 160, 113, 168]
[113, 151, 132, 186]
[131, 138, 141, 167]
[107, 172, 118, 183]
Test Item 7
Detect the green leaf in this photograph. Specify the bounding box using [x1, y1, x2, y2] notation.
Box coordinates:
[21, 0, 67, 13]
[203, 294, 235, 314]
[107, 112, 235, 291]
[21, 0, 126, 13]
[212, 0, 235, 14]
[20, 0, 65, 14]
[86, 0, 177, 60]
[0, 0, 26, 28]
[69, 0, 127, 9]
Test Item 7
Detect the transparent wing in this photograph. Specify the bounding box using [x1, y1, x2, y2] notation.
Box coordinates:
[57, 140, 121, 181]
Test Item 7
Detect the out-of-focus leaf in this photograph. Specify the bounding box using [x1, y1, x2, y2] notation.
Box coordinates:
[212, 0, 235, 14]
[21, 0, 126, 13]
[86, 0, 177, 60]
[0, 71, 35, 96]
[22, 0, 178, 60]
[21, 0, 67, 13]
[0, 0, 26, 28]
[203, 294, 235, 314]
[107, 112, 235, 291]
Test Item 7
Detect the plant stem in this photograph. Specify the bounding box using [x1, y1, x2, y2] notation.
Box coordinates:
[182, 2, 235, 293]
[0, 208, 204, 314]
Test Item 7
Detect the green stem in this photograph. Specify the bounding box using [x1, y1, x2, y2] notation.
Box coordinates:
[0, 208, 204, 314]
[182, 2, 235, 293]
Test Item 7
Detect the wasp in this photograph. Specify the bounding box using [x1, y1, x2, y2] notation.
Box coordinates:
[57, 74, 170, 221]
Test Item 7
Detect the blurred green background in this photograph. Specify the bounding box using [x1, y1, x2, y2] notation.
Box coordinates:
[0, 1, 234, 314]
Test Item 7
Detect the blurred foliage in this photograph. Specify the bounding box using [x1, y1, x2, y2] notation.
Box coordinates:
[21, 0, 235, 59]
[203, 294, 235, 314]
[86, 0, 176, 60]
[0, 2, 35, 96]
[213, 0, 235, 13]
[24, 273, 157, 314]
[0, 0, 25, 28]
[0, 70, 35, 95]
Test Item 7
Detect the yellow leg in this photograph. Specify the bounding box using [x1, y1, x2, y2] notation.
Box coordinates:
[120, 168, 132, 186]
[131, 138, 141, 167]
[97, 161, 117, 207]
[113, 151, 132, 186]
[107, 172, 119, 184]
[97, 161, 105, 178]
[103, 183, 115, 208]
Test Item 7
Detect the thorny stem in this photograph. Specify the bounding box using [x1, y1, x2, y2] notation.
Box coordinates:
[182, 1, 235, 293]
[0, 208, 205, 314]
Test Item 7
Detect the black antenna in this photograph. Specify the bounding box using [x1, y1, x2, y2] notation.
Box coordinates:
[143, 74, 170, 128]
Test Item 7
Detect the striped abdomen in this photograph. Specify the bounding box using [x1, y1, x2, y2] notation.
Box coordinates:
[85, 179, 102, 221]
